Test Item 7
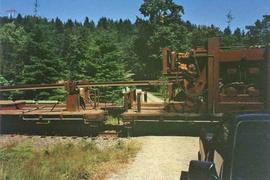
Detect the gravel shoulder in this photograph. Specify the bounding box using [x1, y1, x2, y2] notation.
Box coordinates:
[107, 136, 198, 180]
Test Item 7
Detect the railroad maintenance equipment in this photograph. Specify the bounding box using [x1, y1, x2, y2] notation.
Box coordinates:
[0, 80, 165, 135]
[1, 37, 269, 135]
[122, 37, 270, 124]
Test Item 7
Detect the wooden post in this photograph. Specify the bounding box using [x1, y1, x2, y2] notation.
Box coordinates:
[130, 89, 134, 108]
[266, 46, 270, 111]
[144, 91, 148, 103]
[127, 91, 131, 109]
[208, 37, 220, 113]
[123, 92, 129, 111]
[167, 83, 173, 101]
[93, 92, 97, 110]
[162, 48, 168, 74]
[137, 92, 142, 112]
[133, 89, 137, 102]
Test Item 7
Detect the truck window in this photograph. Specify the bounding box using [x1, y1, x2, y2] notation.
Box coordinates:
[231, 121, 270, 180]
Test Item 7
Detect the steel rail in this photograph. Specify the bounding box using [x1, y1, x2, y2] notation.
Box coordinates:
[0, 80, 167, 92]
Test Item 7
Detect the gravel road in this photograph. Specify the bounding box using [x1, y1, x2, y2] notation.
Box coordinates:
[146, 93, 164, 103]
[107, 136, 198, 180]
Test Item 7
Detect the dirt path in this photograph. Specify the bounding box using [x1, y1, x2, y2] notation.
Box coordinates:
[107, 136, 198, 180]
[146, 92, 164, 103]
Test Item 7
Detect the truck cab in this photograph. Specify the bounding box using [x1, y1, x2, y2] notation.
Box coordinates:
[181, 113, 270, 180]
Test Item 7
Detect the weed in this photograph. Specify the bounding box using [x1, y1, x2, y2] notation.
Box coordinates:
[0, 139, 141, 180]
[106, 116, 121, 125]
[0, 149, 8, 161]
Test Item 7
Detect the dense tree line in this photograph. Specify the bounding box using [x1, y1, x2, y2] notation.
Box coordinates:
[0, 0, 269, 100]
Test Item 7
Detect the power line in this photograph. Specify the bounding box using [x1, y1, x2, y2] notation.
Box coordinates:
[6, 9, 17, 18]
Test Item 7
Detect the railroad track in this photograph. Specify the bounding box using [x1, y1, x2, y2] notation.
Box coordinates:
[0, 133, 122, 150]
[1, 129, 120, 139]
[1, 132, 119, 140]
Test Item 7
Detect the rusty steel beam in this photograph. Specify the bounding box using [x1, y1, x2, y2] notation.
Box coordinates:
[0, 80, 167, 92]
[171, 51, 177, 72]
[78, 81, 166, 87]
[207, 56, 214, 113]
[208, 37, 220, 113]
[162, 48, 169, 74]
[266, 45, 270, 111]
[214, 39, 220, 113]
[167, 83, 173, 100]
[66, 94, 80, 112]
[219, 48, 265, 62]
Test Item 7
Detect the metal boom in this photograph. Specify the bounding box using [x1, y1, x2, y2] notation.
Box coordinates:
[0, 80, 167, 92]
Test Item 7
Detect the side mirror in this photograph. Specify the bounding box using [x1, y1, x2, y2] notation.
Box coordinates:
[203, 132, 215, 161]
[188, 160, 218, 180]
[200, 128, 214, 144]
[205, 132, 214, 142]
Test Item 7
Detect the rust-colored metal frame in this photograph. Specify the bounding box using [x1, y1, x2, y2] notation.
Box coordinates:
[207, 38, 219, 113]
[207, 37, 269, 113]
[161, 38, 269, 114]
[266, 45, 270, 111]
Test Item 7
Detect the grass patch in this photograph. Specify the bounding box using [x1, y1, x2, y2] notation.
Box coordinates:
[0, 139, 141, 180]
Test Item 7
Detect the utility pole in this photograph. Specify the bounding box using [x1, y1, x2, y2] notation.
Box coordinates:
[226, 10, 234, 27]
[34, 0, 38, 16]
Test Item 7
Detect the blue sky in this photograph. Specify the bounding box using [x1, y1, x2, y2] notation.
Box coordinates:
[0, 0, 269, 31]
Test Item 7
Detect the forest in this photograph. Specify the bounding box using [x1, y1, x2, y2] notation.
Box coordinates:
[0, 0, 269, 101]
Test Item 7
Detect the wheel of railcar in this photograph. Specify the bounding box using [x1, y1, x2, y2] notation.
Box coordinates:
[223, 86, 238, 97]
[246, 85, 260, 97]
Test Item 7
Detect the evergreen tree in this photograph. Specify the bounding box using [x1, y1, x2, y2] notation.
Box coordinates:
[0, 22, 30, 84]
[191, 25, 221, 47]
[224, 26, 232, 36]
[83, 17, 95, 30]
[234, 28, 242, 39]
[246, 15, 270, 45]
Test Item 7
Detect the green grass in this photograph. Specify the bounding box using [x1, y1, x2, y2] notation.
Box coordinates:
[0, 139, 141, 180]
[105, 116, 123, 125]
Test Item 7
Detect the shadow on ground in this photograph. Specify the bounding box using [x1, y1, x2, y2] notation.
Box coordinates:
[131, 121, 219, 137]
[1, 116, 219, 137]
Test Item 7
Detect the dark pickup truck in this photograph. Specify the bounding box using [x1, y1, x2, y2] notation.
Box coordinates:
[181, 113, 270, 180]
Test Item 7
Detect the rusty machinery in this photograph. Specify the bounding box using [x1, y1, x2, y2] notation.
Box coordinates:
[163, 37, 270, 114]
[0, 80, 166, 136]
[0, 80, 107, 128]
[0, 80, 165, 110]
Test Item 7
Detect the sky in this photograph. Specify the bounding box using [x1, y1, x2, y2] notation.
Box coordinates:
[0, 0, 269, 31]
